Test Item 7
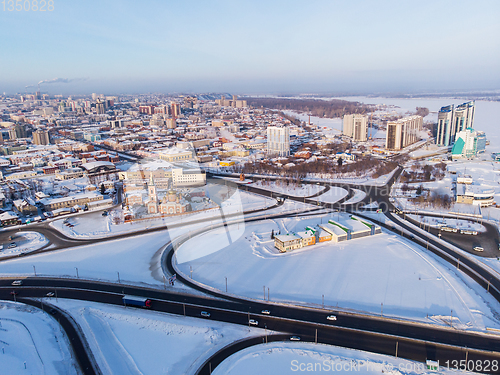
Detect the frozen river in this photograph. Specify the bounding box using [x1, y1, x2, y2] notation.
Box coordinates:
[284, 96, 500, 151]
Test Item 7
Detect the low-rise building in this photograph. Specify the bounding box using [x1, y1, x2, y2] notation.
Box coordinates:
[40, 191, 104, 211]
[172, 168, 206, 187]
[296, 230, 316, 247]
[56, 167, 85, 180]
[274, 234, 302, 252]
[455, 183, 494, 207]
[4, 170, 37, 180]
[318, 223, 348, 242]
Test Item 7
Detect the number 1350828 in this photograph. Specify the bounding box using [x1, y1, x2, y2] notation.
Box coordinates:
[2, 0, 54, 11]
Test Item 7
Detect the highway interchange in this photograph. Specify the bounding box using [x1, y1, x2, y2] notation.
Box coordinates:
[2, 168, 500, 374]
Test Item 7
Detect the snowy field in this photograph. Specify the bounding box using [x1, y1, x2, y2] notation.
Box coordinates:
[0, 301, 80, 375]
[175, 215, 500, 331]
[309, 186, 349, 203]
[0, 228, 205, 290]
[0, 231, 48, 259]
[52, 299, 262, 375]
[251, 180, 324, 197]
[214, 342, 469, 375]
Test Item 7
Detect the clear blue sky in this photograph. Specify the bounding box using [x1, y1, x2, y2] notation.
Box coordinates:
[1, 0, 499, 95]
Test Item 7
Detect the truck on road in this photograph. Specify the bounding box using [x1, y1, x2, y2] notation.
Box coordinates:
[122, 295, 152, 308]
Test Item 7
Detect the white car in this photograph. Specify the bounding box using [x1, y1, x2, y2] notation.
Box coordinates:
[261, 310, 271, 315]
[249, 319, 258, 326]
[201, 311, 211, 318]
[11, 280, 23, 286]
[327, 315, 337, 321]
[473, 246, 484, 252]
[290, 336, 301, 341]
[46, 292, 55, 297]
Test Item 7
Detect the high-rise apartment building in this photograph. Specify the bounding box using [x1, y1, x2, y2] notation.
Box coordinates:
[385, 115, 423, 151]
[33, 129, 50, 145]
[171, 102, 181, 117]
[436, 101, 475, 147]
[166, 118, 177, 129]
[267, 126, 290, 157]
[8, 124, 27, 140]
[343, 114, 368, 141]
[215, 95, 247, 108]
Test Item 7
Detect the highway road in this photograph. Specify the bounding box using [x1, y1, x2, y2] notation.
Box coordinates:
[3, 277, 500, 374]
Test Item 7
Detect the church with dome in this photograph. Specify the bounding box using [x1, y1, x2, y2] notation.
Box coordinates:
[146, 174, 191, 215]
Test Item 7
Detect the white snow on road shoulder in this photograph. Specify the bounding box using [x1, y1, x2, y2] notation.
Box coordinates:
[0, 301, 80, 375]
[214, 342, 468, 375]
[309, 186, 348, 203]
[251, 180, 325, 197]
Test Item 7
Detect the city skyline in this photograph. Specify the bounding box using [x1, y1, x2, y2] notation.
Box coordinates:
[1, 0, 499, 95]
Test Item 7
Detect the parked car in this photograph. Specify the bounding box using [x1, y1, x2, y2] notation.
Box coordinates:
[8, 243, 16, 249]
[11, 280, 23, 286]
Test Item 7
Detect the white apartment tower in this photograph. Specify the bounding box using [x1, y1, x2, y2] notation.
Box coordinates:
[385, 115, 423, 151]
[343, 114, 368, 141]
[267, 126, 290, 157]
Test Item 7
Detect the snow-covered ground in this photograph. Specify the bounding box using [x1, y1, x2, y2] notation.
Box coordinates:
[407, 214, 486, 233]
[309, 186, 349, 203]
[251, 180, 324, 197]
[0, 231, 48, 259]
[214, 342, 469, 375]
[175, 214, 500, 331]
[52, 299, 262, 375]
[0, 301, 80, 375]
[304, 166, 399, 186]
[342, 188, 366, 205]
[0, 229, 199, 290]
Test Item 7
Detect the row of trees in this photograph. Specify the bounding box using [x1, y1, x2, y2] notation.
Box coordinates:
[245, 98, 375, 118]
[237, 157, 398, 181]
[400, 162, 446, 183]
[412, 193, 452, 209]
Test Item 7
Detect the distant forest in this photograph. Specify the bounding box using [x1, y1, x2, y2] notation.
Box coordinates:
[244, 98, 375, 118]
